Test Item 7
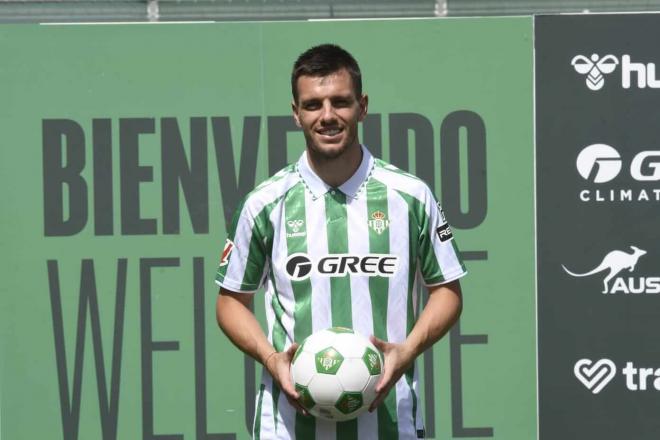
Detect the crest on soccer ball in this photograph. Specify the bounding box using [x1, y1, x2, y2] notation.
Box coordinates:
[368, 210, 390, 235]
[315, 348, 344, 374]
[363, 347, 382, 375]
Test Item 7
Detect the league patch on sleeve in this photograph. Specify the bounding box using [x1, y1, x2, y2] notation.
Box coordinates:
[219, 239, 234, 266]
[436, 223, 453, 242]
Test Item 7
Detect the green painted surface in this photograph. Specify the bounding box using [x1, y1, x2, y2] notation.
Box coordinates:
[0, 17, 535, 439]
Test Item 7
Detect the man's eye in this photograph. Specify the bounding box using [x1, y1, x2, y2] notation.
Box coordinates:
[304, 103, 321, 110]
[333, 100, 350, 107]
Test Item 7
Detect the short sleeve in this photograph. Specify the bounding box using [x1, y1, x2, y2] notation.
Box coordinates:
[417, 188, 467, 286]
[215, 202, 269, 294]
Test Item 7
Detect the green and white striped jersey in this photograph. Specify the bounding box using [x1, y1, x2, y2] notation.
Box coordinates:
[216, 145, 466, 440]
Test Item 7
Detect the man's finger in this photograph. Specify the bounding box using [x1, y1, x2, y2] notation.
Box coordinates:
[279, 367, 300, 399]
[369, 391, 386, 412]
[375, 368, 392, 393]
[286, 342, 300, 358]
[282, 381, 300, 399]
[286, 395, 309, 416]
[369, 335, 387, 351]
[286, 393, 308, 416]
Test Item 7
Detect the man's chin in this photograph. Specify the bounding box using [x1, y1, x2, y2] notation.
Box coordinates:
[308, 142, 349, 160]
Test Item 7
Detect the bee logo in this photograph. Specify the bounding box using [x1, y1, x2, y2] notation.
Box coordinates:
[571, 54, 619, 91]
[286, 219, 306, 238]
[287, 219, 304, 233]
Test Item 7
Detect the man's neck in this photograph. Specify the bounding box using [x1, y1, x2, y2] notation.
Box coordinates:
[306, 142, 363, 188]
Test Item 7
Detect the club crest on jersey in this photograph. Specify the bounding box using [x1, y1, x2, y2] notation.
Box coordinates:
[286, 219, 306, 238]
[368, 210, 390, 235]
[219, 239, 234, 266]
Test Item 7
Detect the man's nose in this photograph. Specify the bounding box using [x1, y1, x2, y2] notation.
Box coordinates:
[320, 101, 336, 122]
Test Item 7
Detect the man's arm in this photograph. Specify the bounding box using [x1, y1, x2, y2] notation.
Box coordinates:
[215, 288, 305, 413]
[369, 279, 463, 410]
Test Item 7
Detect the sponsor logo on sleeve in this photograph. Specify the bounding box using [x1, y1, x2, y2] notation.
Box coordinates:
[219, 239, 234, 266]
[436, 223, 453, 242]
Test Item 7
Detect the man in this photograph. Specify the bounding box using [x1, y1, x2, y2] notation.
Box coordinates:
[216, 44, 465, 439]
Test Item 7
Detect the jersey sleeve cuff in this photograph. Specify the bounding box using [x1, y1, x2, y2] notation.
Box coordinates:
[215, 277, 259, 294]
[424, 265, 467, 287]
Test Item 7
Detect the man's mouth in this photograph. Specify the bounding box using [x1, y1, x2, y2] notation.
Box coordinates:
[316, 127, 343, 139]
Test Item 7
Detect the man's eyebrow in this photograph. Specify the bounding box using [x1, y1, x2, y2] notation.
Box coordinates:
[303, 93, 353, 101]
[299, 97, 321, 107]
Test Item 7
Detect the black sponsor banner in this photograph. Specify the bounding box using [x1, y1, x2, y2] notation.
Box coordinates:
[536, 14, 660, 439]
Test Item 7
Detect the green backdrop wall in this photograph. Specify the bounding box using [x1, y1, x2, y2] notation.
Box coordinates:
[0, 18, 535, 439]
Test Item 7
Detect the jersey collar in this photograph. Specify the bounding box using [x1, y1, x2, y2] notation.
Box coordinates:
[297, 144, 374, 200]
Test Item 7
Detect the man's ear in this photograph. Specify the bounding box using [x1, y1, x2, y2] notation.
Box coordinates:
[291, 101, 302, 127]
[358, 94, 369, 122]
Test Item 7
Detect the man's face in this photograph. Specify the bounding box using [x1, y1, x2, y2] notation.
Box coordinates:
[292, 68, 368, 160]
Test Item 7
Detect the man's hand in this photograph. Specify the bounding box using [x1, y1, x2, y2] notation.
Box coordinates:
[367, 280, 463, 412]
[368, 336, 415, 412]
[264, 343, 309, 416]
[216, 290, 309, 415]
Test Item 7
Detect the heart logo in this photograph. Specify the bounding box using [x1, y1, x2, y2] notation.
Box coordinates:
[574, 358, 616, 394]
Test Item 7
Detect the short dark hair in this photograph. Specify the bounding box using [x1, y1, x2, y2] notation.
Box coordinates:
[291, 44, 362, 103]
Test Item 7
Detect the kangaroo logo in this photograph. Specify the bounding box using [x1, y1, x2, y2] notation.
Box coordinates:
[562, 246, 647, 293]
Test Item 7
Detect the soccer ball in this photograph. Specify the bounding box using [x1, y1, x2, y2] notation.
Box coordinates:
[290, 327, 384, 422]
